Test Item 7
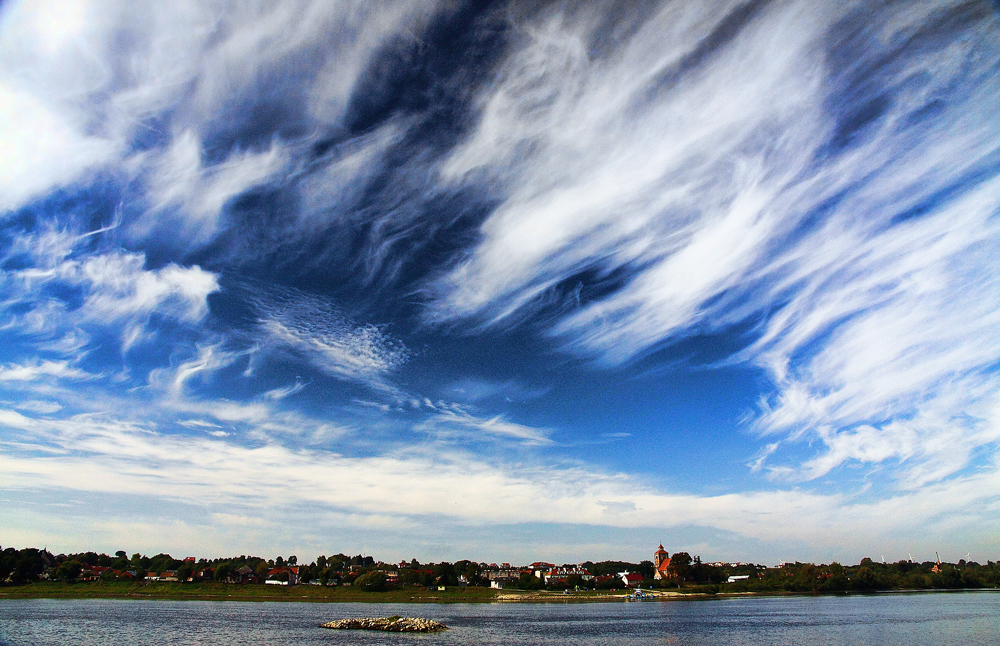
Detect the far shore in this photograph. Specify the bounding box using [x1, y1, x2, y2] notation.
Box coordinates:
[0, 582, 994, 604]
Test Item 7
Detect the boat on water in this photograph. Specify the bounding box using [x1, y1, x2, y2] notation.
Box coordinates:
[625, 589, 653, 601]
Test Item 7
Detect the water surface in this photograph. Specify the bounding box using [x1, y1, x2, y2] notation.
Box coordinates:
[0, 591, 997, 645]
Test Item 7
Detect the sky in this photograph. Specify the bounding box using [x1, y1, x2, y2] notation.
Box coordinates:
[1, 0, 999, 566]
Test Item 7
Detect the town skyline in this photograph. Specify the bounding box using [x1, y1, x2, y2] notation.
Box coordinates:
[5, 541, 996, 595]
[2, 1, 999, 565]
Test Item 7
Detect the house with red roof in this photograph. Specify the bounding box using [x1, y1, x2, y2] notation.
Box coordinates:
[265, 566, 300, 585]
[542, 566, 594, 585]
[78, 565, 111, 581]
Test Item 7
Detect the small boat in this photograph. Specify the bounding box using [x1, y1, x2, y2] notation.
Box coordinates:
[625, 589, 652, 601]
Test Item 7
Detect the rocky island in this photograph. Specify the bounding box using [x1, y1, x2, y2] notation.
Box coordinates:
[320, 616, 449, 632]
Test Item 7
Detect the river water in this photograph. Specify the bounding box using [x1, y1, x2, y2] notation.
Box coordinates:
[0, 591, 997, 645]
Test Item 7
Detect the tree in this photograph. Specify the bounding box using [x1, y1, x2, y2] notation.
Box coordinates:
[213, 564, 232, 583]
[148, 553, 179, 573]
[399, 569, 424, 586]
[669, 552, 693, 582]
[354, 571, 387, 592]
[176, 563, 194, 582]
[637, 560, 655, 580]
[11, 549, 45, 584]
[517, 572, 544, 590]
[55, 560, 83, 582]
[255, 562, 271, 579]
[852, 566, 877, 590]
[433, 562, 457, 586]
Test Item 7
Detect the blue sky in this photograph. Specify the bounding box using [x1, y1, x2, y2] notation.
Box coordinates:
[1, 0, 999, 565]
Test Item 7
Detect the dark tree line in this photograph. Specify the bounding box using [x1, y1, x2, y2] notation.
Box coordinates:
[3, 545, 998, 593]
[725, 558, 1000, 593]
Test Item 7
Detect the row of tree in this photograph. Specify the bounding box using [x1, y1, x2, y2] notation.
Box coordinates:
[3, 546, 998, 592]
[725, 558, 1000, 593]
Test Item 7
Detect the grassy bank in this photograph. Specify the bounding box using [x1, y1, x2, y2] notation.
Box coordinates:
[0, 581, 507, 603]
[0, 582, 685, 603]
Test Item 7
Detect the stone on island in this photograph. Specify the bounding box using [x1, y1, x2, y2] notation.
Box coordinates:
[320, 616, 448, 633]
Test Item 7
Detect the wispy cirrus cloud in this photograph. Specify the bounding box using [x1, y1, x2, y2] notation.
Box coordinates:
[0, 0, 440, 221]
[3, 0, 999, 564]
[0, 360, 95, 383]
[416, 409, 553, 446]
[242, 284, 410, 390]
[4, 244, 218, 351]
[423, 1, 1000, 486]
[131, 130, 289, 248]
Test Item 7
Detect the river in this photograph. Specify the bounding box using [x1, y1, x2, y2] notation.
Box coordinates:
[0, 591, 997, 645]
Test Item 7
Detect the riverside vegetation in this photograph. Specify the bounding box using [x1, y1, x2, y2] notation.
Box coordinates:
[1, 545, 997, 602]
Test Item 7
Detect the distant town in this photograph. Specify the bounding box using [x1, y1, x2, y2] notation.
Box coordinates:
[2, 543, 998, 593]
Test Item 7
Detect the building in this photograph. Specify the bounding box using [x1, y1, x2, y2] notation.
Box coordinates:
[542, 566, 594, 585]
[653, 544, 675, 580]
[530, 562, 556, 578]
[265, 566, 300, 585]
[228, 565, 259, 584]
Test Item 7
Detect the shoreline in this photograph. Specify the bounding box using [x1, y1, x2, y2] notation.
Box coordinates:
[0, 582, 995, 604]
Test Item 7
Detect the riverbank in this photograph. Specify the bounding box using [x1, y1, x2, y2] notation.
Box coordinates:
[2, 582, 991, 603]
[0, 581, 675, 603]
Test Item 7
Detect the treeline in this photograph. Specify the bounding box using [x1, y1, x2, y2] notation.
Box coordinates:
[0, 545, 496, 588]
[725, 558, 1000, 593]
[2, 546, 998, 592]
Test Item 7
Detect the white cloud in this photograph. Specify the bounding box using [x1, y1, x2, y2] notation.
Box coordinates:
[69, 253, 219, 323]
[263, 381, 306, 401]
[416, 409, 553, 445]
[11, 400, 64, 414]
[132, 130, 288, 246]
[158, 344, 238, 397]
[432, 1, 828, 333]
[3, 241, 219, 351]
[262, 319, 407, 384]
[0, 360, 94, 382]
[177, 419, 221, 430]
[0, 84, 118, 212]
[0, 0, 441, 237]
[244, 286, 410, 389]
[425, 1, 1000, 485]
[1, 407, 998, 558]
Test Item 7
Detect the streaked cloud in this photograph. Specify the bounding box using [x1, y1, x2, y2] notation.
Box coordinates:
[425, 1, 1000, 487]
[0, 360, 94, 382]
[1, 0, 998, 563]
[244, 285, 410, 390]
[416, 409, 553, 446]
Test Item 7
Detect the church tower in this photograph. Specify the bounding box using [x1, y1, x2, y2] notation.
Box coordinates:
[654, 544, 668, 569]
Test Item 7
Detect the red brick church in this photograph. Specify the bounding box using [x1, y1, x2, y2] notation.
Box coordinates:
[653, 544, 675, 580]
